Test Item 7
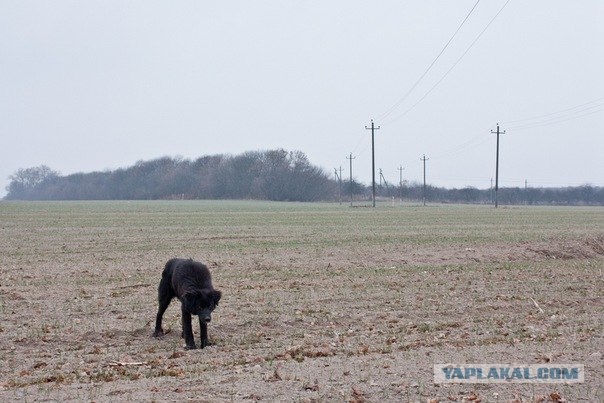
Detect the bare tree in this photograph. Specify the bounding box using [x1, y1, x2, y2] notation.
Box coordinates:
[5, 165, 59, 199]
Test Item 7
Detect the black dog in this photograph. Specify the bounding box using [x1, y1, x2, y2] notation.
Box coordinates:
[153, 258, 222, 349]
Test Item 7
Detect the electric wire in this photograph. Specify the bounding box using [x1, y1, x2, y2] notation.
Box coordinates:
[385, 0, 512, 124]
[501, 97, 604, 125]
[378, 0, 481, 121]
[507, 107, 604, 131]
[350, 1, 484, 157]
[350, 0, 509, 164]
[350, 133, 367, 158]
[431, 134, 491, 160]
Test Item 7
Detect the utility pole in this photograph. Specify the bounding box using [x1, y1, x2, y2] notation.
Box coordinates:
[525, 179, 528, 206]
[379, 169, 389, 195]
[339, 166, 343, 205]
[346, 153, 356, 207]
[365, 119, 380, 207]
[397, 165, 405, 202]
[334, 167, 343, 205]
[490, 123, 506, 208]
[420, 155, 429, 206]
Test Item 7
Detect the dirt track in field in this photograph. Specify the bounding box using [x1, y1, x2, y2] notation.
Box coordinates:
[0, 203, 602, 402]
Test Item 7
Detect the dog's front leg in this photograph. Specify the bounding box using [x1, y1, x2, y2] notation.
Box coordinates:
[181, 307, 196, 349]
[199, 317, 209, 349]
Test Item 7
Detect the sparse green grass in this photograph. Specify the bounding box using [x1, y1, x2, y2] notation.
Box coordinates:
[0, 200, 602, 401]
[1, 201, 602, 256]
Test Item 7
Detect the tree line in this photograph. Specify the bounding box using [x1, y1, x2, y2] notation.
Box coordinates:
[4, 150, 333, 202]
[4, 149, 603, 205]
[368, 182, 604, 206]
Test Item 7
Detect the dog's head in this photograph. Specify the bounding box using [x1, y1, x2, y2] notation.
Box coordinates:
[183, 289, 222, 322]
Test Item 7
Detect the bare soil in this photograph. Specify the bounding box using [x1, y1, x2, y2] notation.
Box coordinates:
[0, 203, 602, 402]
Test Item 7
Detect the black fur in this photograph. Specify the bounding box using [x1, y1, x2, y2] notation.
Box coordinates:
[153, 258, 222, 349]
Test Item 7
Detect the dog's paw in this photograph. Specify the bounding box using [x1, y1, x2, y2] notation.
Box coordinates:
[152, 329, 165, 338]
[184, 344, 197, 350]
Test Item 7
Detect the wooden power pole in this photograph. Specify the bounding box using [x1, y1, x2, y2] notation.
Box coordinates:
[365, 120, 380, 207]
[490, 123, 506, 208]
[346, 153, 356, 207]
[420, 155, 429, 206]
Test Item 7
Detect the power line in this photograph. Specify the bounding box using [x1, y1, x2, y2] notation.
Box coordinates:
[431, 133, 490, 160]
[502, 97, 604, 125]
[507, 107, 604, 131]
[386, 0, 512, 124]
[379, 0, 482, 121]
[351, 128, 368, 156]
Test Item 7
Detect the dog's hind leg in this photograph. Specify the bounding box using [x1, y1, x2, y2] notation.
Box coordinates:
[153, 279, 173, 337]
[153, 299, 171, 337]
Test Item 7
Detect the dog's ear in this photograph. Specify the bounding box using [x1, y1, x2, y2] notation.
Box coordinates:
[212, 290, 222, 306]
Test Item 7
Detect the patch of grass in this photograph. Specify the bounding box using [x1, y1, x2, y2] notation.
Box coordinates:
[0, 201, 602, 402]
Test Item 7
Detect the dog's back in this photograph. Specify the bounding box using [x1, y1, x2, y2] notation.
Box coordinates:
[164, 258, 213, 297]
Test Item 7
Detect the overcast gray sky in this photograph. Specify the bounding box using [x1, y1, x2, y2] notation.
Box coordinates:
[1, 1, 603, 197]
